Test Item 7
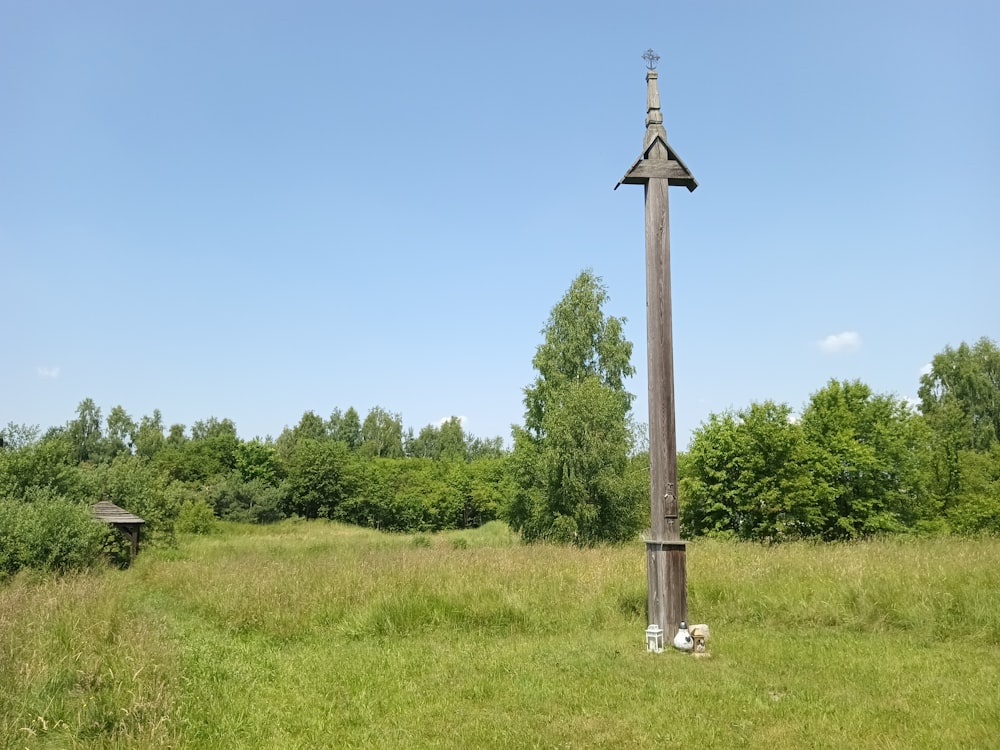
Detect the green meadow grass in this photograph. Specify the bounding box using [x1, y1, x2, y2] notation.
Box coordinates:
[2, 522, 999, 748]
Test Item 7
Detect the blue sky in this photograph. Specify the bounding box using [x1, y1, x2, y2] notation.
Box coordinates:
[2, 0, 997, 447]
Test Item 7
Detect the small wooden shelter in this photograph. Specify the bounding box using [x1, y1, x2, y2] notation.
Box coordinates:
[92, 500, 145, 559]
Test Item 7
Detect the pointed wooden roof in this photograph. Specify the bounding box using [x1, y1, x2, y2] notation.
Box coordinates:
[91, 500, 145, 525]
[616, 68, 697, 191]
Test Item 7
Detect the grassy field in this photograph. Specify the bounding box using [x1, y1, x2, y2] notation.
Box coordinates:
[2, 521, 999, 749]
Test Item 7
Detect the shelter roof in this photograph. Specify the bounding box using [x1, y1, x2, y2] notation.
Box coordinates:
[91, 500, 145, 525]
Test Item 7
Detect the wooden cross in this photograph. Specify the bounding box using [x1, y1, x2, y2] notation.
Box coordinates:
[617, 50, 696, 639]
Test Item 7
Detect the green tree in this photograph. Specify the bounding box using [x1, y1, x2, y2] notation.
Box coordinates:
[291, 411, 328, 442]
[276, 411, 329, 460]
[680, 402, 826, 541]
[801, 379, 934, 538]
[134, 410, 166, 459]
[190, 417, 238, 442]
[463, 455, 510, 525]
[0, 433, 84, 503]
[523, 270, 635, 437]
[507, 271, 642, 545]
[339, 457, 502, 532]
[235, 438, 282, 485]
[438, 417, 468, 462]
[284, 439, 361, 519]
[331, 407, 363, 450]
[360, 406, 404, 459]
[406, 424, 440, 459]
[342, 459, 426, 531]
[105, 405, 137, 459]
[918, 338, 1000, 510]
[67, 398, 103, 464]
[947, 445, 1000, 533]
[919, 337, 1000, 453]
[166, 424, 187, 447]
[206, 473, 285, 524]
[154, 418, 237, 483]
[466, 434, 506, 460]
[406, 417, 470, 461]
[0, 422, 40, 451]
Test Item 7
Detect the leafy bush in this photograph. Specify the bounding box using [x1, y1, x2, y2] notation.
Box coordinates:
[204, 473, 285, 523]
[100, 525, 134, 569]
[95, 456, 177, 545]
[681, 383, 939, 542]
[0, 499, 25, 575]
[284, 440, 360, 519]
[0, 438, 88, 503]
[410, 533, 432, 548]
[946, 447, 1000, 534]
[0, 492, 103, 575]
[176, 499, 218, 535]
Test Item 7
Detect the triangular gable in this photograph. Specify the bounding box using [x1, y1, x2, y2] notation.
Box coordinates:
[616, 135, 698, 191]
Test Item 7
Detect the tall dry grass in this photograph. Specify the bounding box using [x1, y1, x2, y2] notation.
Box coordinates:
[0, 571, 178, 748]
[2, 522, 998, 748]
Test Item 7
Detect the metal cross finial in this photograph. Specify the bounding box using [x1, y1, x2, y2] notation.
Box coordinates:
[642, 48, 660, 70]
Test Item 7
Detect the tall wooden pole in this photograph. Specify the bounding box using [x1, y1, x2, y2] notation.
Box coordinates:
[617, 51, 697, 638]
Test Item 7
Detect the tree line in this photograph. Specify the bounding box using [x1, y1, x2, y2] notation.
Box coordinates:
[681, 337, 1000, 541]
[0, 270, 649, 573]
[1, 269, 998, 576]
[0, 401, 512, 573]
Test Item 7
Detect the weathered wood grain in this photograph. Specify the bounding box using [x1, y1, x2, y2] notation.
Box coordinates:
[619, 64, 696, 636]
[92, 500, 145, 559]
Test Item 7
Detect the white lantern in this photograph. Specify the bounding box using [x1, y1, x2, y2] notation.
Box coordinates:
[673, 621, 694, 651]
[645, 624, 664, 653]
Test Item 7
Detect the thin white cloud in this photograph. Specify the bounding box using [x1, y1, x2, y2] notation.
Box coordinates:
[438, 415, 468, 427]
[919, 362, 933, 377]
[818, 331, 861, 354]
[36, 366, 60, 379]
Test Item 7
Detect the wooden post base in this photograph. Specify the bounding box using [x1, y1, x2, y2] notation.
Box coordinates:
[645, 539, 687, 636]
